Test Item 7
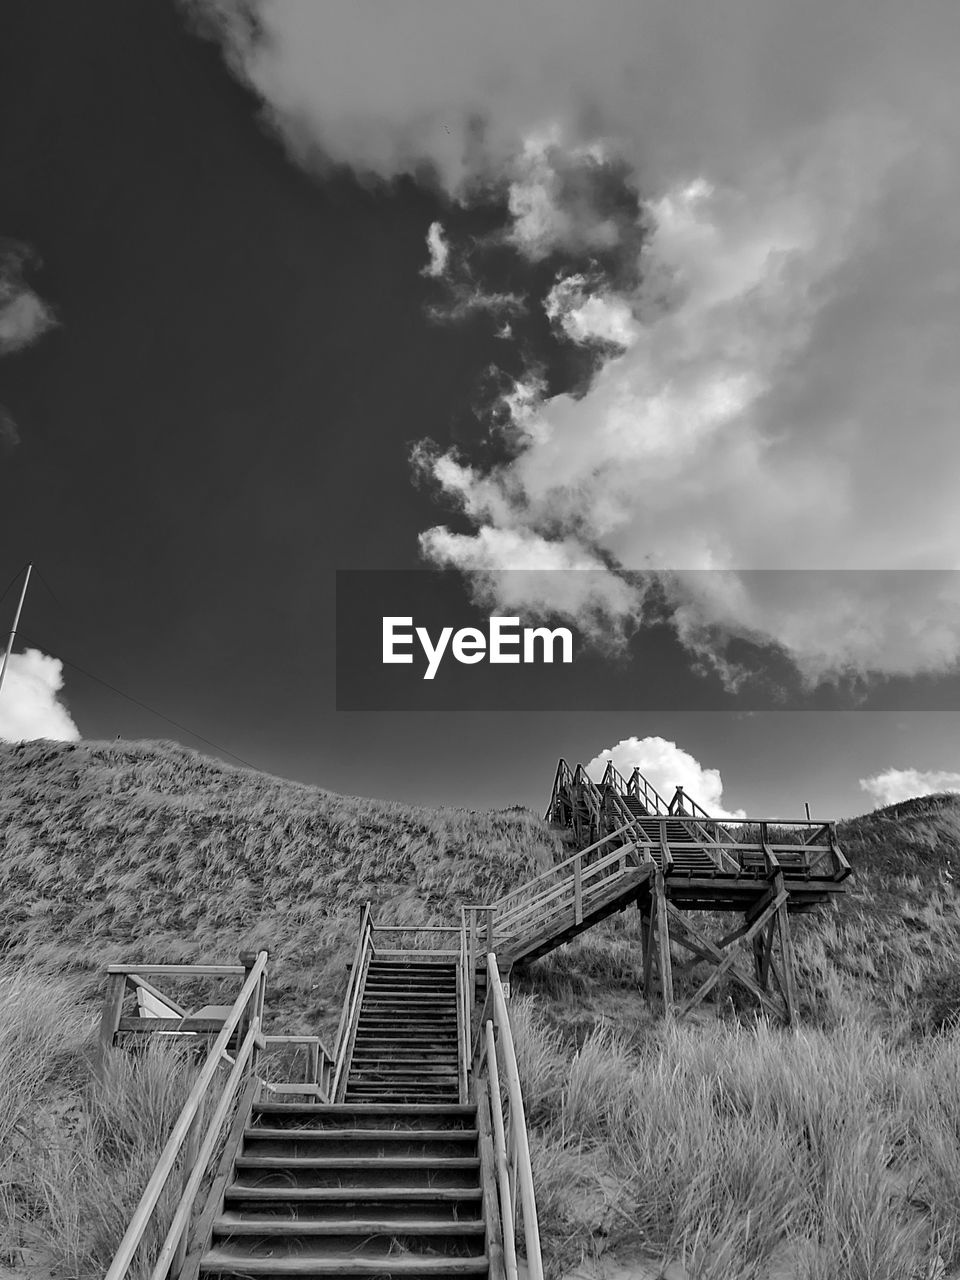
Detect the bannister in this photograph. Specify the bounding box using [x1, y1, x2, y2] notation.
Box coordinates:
[331, 902, 375, 1101]
[473, 952, 544, 1280]
[105, 950, 269, 1280]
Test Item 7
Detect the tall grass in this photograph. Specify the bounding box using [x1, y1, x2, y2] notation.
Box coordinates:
[507, 998, 960, 1279]
[0, 967, 198, 1279]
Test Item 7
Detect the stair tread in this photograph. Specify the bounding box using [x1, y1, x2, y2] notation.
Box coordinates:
[254, 1105, 475, 1115]
[201, 1246, 488, 1273]
[246, 1128, 479, 1141]
[225, 1185, 482, 1201]
[236, 1156, 480, 1169]
[213, 1213, 485, 1234]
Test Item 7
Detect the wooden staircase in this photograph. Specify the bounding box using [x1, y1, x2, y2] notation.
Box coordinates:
[345, 960, 460, 1104]
[199, 1101, 489, 1278]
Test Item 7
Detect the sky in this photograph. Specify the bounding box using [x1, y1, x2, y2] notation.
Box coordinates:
[2, 0, 960, 818]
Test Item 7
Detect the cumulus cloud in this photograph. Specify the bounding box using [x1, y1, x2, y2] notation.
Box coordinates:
[187, 0, 960, 687]
[586, 735, 746, 820]
[859, 768, 960, 809]
[0, 649, 80, 742]
[0, 240, 56, 356]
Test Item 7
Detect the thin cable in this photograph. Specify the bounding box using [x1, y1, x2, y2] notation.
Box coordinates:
[16, 628, 261, 772]
[30, 565, 66, 613]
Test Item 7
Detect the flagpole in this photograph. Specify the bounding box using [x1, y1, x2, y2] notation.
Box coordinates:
[0, 563, 33, 701]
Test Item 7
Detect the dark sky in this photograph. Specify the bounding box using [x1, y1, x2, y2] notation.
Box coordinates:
[2, 1, 959, 819]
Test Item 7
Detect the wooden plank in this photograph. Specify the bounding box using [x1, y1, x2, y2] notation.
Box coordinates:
[117, 1018, 224, 1033]
[126, 973, 187, 1017]
[106, 965, 245, 976]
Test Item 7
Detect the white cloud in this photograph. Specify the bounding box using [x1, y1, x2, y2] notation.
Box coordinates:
[421, 220, 450, 278]
[188, 0, 960, 686]
[586, 735, 746, 820]
[0, 649, 80, 742]
[859, 767, 960, 809]
[0, 243, 56, 356]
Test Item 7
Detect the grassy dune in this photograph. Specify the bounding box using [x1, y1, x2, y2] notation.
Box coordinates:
[2, 739, 960, 1278]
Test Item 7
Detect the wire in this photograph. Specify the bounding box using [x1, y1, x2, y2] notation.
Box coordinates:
[30, 565, 66, 613]
[16, 627, 261, 772]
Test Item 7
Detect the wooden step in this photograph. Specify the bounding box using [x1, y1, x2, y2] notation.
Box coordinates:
[200, 1245, 488, 1274]
[251, 1104, 474, 1128]
[224, 1184, 481, 1203]
[213, 1211, 484, 1235]
[236, 1156, 480, 1172]
[246, 1127, 478, 1144]
[242, 1130, 477, 1158]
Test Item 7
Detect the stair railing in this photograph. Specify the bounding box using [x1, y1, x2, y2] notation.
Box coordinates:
[627, 765, 670, 814]
[104, 950, 269, 1280]
[330, 901, 375, 1101]
[472, 952, 544, 1280]
[486, 820, 642, 928]
[544, 757, 575, 821]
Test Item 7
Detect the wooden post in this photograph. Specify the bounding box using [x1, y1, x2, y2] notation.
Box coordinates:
[573, 856, 583, 926]
[772, 873, 799, 1026]
[97, 973, 127, 1075]
[654, 871, 674, 1015]
[238, 950, 268, 1062]
[641, 903, 656, 1003]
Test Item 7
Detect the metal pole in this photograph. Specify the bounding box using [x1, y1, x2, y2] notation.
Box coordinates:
[0, 563, 32, 701]
[804, 802, 811, 821]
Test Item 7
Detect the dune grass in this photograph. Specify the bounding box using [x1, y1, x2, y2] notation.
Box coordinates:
[508, 997, 960, 1279]
[0, 968, 199, 1279]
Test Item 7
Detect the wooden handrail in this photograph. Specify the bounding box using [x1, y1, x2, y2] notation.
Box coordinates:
[331, 905, 374, 1101]
[484, 1020, 518, 1280]
[105, 951, 268, 1280]
[485, 821, 638, 913]
[474, 953, 543, 1280]
[106, 965, 246, 976]
[150, 1019, 259, 1279]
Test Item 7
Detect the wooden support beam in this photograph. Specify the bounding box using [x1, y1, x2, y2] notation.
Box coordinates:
[641, 903, 657, 1003]
[654, 871, 674, 1016]
[675, 891, 788, 1020]
[664, 903, 782, 1020]
[773, 873, 799, 1026]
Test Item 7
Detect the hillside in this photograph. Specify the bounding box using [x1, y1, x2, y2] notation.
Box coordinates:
[2, 737, 960, 1035]
[3, 739, 960, 1279]
[0, 738, 563, 1035]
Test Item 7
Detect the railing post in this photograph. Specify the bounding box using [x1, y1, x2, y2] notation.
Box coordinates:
[97, 972, 127, 1076]
[573, 856, 583, 926]
[239, 949, 268, 1066]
